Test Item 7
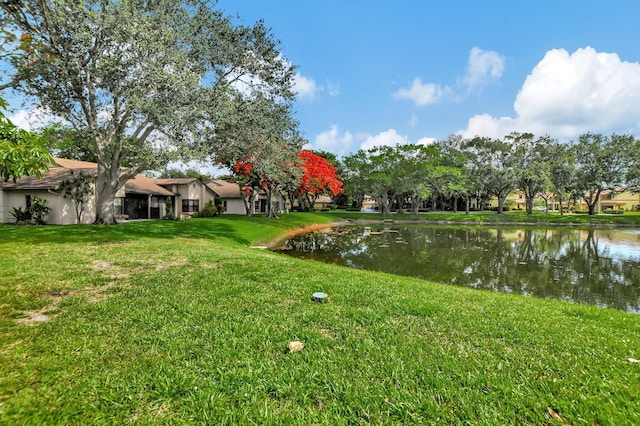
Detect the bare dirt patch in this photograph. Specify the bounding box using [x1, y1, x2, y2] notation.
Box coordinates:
[16, 310, 51, 325]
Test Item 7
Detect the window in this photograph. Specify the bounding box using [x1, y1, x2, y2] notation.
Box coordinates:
[223, 200, 228, 211]
[182, 199, 199, 213]
[25, 195, 32, 210]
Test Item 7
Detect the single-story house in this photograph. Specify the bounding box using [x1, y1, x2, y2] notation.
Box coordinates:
[0, 158, 177, 224]
[205, 180, 288, 215]
[205, 180, 246, 215]
[155, 178, 218, 217]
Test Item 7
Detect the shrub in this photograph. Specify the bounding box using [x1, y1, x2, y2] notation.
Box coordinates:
[320, 207, 331, 212]
[164, 198, 175, 220]
[345, 207, 361, 212]
[602, 210, 624, 215]
[9, 206, 31, 224]
[194, 200, 224, 218]
[29, 196, 50, 224]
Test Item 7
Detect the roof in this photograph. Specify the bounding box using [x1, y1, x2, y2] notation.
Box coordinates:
[2, 157, 173, 196]
[154, 178, 199, 185]
[1, 158, 96, 191]
[206, 180, 242, 198]
[125, 174, 175, 196]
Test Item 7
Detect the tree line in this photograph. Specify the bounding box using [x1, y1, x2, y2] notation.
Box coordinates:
[340, 132, 640, 216]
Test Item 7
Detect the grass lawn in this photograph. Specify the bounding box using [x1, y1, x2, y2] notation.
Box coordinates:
[1, 213, 639, 424]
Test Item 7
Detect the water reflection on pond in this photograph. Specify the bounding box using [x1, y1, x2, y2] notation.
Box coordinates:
[276, 225, 640, 313]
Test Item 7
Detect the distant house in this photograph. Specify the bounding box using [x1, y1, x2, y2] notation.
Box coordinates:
[206, 180, 246, 215]
[577, 189, 640, 212]
[205, 179, 289, 215]
[155, 178, 217, 217]
[0, 158, 176, 224]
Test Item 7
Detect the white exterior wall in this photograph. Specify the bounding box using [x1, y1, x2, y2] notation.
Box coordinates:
[222, 198, 246, 215]
[0, 189, 96, 224]
[172, 182, 216, 214]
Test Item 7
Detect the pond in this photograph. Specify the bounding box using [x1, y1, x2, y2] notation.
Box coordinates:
[275, 225, 640, 313]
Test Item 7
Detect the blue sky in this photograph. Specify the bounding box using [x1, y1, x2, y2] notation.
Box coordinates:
[7, 1, 640, 161]
[216, 0, 640, 156]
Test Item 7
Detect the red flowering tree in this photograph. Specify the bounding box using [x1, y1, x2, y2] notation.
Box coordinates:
[212, 93, 304, 218]
[296, 150, 343, 210]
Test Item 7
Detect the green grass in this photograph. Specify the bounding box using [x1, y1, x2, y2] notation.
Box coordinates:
[1, 214, 639, 424]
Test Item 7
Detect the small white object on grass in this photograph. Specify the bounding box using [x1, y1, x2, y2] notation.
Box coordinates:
[312, 292, 328, 303]
[288, 341, 305, 353]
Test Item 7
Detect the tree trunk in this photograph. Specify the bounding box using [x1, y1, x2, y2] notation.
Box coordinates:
[266, 187, 278, 218]
[378, 193, 391, 215]
[410, 195, 420, 215]
[94, 164, 121, 224]
[465, 195, 470, 215]
[526, 197, 534, 215]
[453, 195, 459, 213]
[558, 194, 564, 216]
[241, 186, 257, 217]
[497, 193, 506, 215]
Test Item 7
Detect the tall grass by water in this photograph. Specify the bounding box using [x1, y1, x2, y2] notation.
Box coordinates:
[1, 213, 639, 424]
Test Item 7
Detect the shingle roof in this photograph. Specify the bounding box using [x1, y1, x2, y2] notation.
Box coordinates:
[125, 174, 175, 196]
[154, 178, 198, 185]
[2, 158, 174, 196]
[206, 180, 242, 198]
[1, 158, 96, 191]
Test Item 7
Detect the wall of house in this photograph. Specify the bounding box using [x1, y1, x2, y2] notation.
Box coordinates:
[221, 198, 246, 215]
[165, 182, 216, 215]
[0, 190, 96, 224]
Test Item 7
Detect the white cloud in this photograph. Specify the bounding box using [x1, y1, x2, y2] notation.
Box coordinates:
[393, 78, 451, 106]
[311, 125, 355, 155]
[459, 46, 640, 139]
[311, 125, 439, 156]
[294, 72, 319, 100]
[360, 129, 411, 151]
[462, 47, 505, 90]
[416, 137, 437, 146]
[409, 114, 418, 127]
[8, 106, 58, 131]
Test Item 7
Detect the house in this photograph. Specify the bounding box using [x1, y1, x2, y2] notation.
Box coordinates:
[576, 189, 640, 212]
[205, 180, 246, 215]
[155, 178, 217, 217]
[0, 158, 175, 224]
[118, 174, 175, 220]
[205, 179, 289, 215]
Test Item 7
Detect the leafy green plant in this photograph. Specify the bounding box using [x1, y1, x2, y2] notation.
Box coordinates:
[29, 196, 51, 225]
[164, 197, 175, 220]
[194, 200, 219, 218]
[8, 206, 30, 224]
[58, 170, 94, 223]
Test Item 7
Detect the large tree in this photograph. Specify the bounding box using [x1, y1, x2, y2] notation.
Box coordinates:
[573, 133, 632, 215]
[0, 0, 294, 223]
[295, 149, 343, 210]
[509, 132, 553, 215]
[464, 136, 517, 214]
[213, 93, 303, 218]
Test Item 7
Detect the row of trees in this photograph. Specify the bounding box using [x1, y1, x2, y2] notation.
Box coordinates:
[341, 132, 640, 216]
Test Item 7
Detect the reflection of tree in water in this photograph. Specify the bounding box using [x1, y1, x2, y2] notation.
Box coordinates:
[276, 225, 640, 312]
